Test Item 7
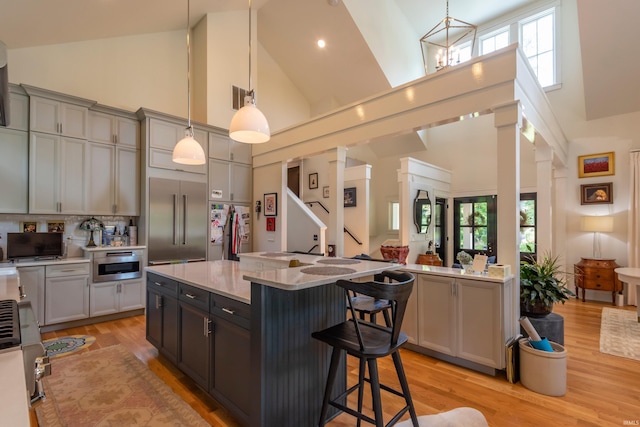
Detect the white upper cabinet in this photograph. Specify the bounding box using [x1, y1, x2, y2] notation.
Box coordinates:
[89, 110, 139, 147]
[148, 118, 207, 174]
[209, 132, 252, 164]
[7, 85, 29, 131]
[0, 128, 28, 213]
[29, 96, 89, 139]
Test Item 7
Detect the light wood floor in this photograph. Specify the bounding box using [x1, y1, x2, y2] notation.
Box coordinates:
[32, 298, 640, 426]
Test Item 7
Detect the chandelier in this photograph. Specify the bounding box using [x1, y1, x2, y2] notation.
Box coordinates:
[419, 0, 477, 72]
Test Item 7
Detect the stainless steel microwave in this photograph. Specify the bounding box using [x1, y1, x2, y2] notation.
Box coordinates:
[92, 249, 143, 282]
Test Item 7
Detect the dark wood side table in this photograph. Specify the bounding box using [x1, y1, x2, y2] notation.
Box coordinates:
[574, 258, 621, 305]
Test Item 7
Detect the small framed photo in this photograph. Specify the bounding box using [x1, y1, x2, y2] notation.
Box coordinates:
[309, 173, 318, 189]
[266, 217, 276, 232]
[264, 193, 278, 216]
[21, 221, 37, 232]
[47, 221, 65, 233]
[581, 182, 613, 205]
[323, 186, 329, 198]
[344, 187, 357, 207]
[578, 152, 615, 178]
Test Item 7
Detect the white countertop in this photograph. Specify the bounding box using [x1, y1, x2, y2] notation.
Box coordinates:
[0, 350, 31, 427]
[240, 252, 402, 291]
[0, 266, 20, 301]
[402, 263, 514, 283]
[146, 261, 252, 304]
[0, 256, 89, 268]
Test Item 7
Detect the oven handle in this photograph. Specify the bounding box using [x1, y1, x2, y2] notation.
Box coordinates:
[105, 251, 134, 257]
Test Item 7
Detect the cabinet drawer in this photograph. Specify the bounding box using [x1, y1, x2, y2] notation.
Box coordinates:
[211, 294, 250, 329]
[147, 272, 179, 297]
[179, 283, 210, 312]
[583, 280, 615, 291]
[46, 263, 90, 277]
[583, 269, 614, 281]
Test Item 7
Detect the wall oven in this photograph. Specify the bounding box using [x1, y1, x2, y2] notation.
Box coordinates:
[92, 249, 143, 283]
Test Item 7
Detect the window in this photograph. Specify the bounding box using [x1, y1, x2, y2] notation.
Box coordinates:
[389, 201, 399, 231]
[456, 41, 473, 64]
[520, 8, 556, 87]
[480, 27, 510, 55]
[453, 193, 537, 263]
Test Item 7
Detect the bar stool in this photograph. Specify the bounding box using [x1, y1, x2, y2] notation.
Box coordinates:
[350, 273, 392, 327]
[312, 270, 419, 427]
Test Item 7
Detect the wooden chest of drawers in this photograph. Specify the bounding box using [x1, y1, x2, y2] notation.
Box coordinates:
[574, 258, 621, 305]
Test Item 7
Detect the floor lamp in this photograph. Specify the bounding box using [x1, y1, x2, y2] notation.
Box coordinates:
[581, 216, 613, 259]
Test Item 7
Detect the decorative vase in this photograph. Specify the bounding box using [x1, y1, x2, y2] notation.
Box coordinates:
[380, 245, 410, 264]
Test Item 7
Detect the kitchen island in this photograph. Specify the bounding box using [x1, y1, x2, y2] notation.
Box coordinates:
[145, 254, 400, 427]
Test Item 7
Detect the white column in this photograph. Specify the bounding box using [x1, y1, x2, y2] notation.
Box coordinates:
[494, 101, 521, 338]
[535, 143, 553, 258]
[327, 147, 347, 257]
[553, 166, 568, 270]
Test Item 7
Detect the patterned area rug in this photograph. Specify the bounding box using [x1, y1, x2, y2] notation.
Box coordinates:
[43, 335, 96, 358]
[600, 307, 640, 361]
[35, 344, 209, 427]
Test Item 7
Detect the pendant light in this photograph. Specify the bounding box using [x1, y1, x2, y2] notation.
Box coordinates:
[229, 0, 270, 144]
[173, 0, 206, 165]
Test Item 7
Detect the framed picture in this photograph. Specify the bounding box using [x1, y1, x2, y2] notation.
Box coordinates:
[47, 221, 65, 233]
[578, 152, 615, 178]
[344, 187, 357, 207]
[309, 173, 318, 189]
[266, 217, 276, 232]
[323, 186, 329, 198]
[264, 193, 278, 216]
[581, 182, 613, 205]
[21, 221, 37, 232]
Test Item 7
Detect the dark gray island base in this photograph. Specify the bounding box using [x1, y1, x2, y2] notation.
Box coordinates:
[145, 257, 400, 427]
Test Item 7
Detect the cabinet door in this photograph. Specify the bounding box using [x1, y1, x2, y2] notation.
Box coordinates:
[116, 116, 139, 148]
[0, 128, 28, 213]
[231, 163, 252, 203]
[417, 274, 455, 356]
[90, 281, 119, 317]
[162, 294, 179, 364]
[29, 132, 59, 213]
[8, 91, 29, 131]
[30, 96, 60, 135]
[403, 281, 419, 345]
[208, 132, 230, 160]
[455, 278, 502, 369]
[59, 137, 86, 213]
[87, 141, 116, 214]
[146, 286, 163, 349]
[149, 118, 183, 151]
[115, 147, 139, 215]
[178, 302, 211, 390]
[60, 102, 88, 139]
[230, 140, 252, 164]
[45, 275, 90, 325]
[17, 266, 45, 325]
[212, 315, 251, 416]
[208, 159, 231, 201]
[88, 111, 115, 144]
[119, 279, 144, 311]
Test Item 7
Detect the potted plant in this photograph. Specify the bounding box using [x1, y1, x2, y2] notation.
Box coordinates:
[520, 252, 575, 317]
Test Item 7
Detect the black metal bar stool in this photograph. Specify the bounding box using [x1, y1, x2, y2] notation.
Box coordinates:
[312, 270, 419, 427]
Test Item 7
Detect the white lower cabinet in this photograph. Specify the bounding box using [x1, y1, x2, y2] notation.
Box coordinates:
[90, 279, 144, 317]
[413, 272, 512, 371]
[17, 266, 45, 325]
[44, 263, 90, 325]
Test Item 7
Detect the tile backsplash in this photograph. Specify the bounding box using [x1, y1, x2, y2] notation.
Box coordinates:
[0, 214, 136, 261]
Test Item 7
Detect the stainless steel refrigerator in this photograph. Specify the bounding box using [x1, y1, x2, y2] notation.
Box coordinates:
[148, 177, 207, 264]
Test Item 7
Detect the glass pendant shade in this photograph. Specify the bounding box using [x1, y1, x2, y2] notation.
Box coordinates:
[172, 127, 205, 165]
[229, 95, 270, 144]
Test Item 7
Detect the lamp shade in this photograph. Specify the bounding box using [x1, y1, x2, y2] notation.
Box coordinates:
[172, 129, 205, 165]
[229, 97, 270, 144]
[580, 216, 613, 232]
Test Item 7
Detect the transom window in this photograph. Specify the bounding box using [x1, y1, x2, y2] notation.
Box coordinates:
[480, 27, 510, 55]
[520, 9, 556, 87]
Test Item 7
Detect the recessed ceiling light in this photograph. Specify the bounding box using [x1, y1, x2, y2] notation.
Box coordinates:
[317, 39, 326, 48]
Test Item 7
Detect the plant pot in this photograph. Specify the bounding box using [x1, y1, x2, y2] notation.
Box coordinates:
[520, 300, 553, 318]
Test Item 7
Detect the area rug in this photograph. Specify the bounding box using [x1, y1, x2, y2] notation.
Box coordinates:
[35, 344, 209, 427]
[43, 335, 96, 358]
[599, 307, 640, 361]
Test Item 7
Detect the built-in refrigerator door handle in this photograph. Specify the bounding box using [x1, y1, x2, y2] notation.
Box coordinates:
[173, 194, 178, 246]
[183, 194, 188, 245]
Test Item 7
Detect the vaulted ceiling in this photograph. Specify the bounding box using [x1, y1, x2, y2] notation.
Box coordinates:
[0, 0, 637, 122]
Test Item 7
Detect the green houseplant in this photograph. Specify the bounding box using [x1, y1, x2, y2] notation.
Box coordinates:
[520, 252, 575, 317]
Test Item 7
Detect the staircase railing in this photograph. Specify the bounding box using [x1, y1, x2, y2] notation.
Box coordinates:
[306, 201, 363, 246]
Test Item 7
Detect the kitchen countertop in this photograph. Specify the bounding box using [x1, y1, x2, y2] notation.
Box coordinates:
[402, 263, 514, 283]
[145, 261, 252, 304]
[83, 245, 147, 252]
[0, 256, 89, 268]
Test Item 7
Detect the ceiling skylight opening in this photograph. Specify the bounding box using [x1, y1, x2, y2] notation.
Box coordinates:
[317, 39, 326, 48]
